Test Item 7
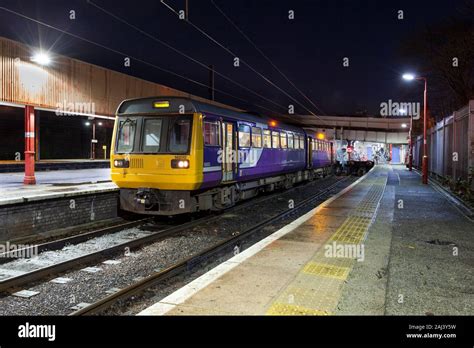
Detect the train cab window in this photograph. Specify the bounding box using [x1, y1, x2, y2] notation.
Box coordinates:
[251, 127, 262, 148]
[204, 121, 220, 146]
[288, 133, 294, 149]
[117, 118, 137, 153]
[263, 130, 271, 148]
[272, 131, 280, 148]
[168, 116, 192, 153]
[238, 124, 251, 147]
[142, 118, 163, 153]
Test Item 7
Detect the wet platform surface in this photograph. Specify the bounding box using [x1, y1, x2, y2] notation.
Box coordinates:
[0, 169, 115, 205]
[139, 165, 474, 316]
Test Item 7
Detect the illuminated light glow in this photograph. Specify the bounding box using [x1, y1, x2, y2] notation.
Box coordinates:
[316, 133, 325, 140]
[31, 51, 51, 66]
[98, 122, 103, 126]
[178, 160, 189, 168]
[401, 123, 407, 128]
[399, 109, 407, 114]
[402, 73, 415, 81]
[269, 120, 277, 127]
[153, 101, 170, 108]
[85, 122, 91, 126]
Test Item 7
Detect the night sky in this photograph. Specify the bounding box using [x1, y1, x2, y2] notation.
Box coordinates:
[0, 0, 466, 117]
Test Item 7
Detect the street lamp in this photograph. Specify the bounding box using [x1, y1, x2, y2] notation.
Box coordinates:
[31, 51, 51, 66]
[403, 72, 428, 184]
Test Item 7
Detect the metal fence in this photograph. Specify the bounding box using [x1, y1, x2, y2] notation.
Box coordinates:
[413, 100, 474, 186]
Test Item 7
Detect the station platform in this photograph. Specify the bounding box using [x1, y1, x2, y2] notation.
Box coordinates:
[0, 168, 114, 204]
[0, 168, 117, 242]
[139, 164, 474, 316]
[0, 159, 110, 173]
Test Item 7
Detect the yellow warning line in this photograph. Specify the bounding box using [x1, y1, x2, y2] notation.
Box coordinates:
[266, 302, 330, 316]
[265, 167, 389, 316]
[302, 262, 350, 280]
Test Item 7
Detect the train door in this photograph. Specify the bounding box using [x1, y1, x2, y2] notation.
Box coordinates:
[221, 121, 236, 182]
[307, 137, 313, 168]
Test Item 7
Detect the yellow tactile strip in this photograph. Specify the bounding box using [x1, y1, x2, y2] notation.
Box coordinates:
[267, 302, 329, 316]
[329, 216, 372, 244]
[265, 167, 388, 315]
[302, 262, 350, 280]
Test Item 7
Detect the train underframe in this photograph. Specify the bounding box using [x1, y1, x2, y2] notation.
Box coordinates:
[119, 165, 334, 215]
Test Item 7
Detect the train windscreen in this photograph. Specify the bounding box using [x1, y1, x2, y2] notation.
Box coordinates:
[115, 115, 192, 154]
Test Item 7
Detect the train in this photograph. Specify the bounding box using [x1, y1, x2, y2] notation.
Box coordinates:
[110, 97, 334, 215]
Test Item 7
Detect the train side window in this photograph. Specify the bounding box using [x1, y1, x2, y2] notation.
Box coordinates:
[204, 121, 220, 146]
[280, 132, 288, 148]
[272, 131, 280, 148]
[238, 124, 251, 147]
[294, 135, 299, 149]
[300, 136, 305, 149]
[263, 129, 271, 148]
[252, 127, 262, 148]
[288, 133, 294, 149]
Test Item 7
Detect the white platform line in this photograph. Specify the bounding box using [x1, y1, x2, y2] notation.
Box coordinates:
[138, 171, 373, 316]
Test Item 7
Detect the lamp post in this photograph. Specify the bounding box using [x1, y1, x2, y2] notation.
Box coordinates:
[402, 73, 428, 184]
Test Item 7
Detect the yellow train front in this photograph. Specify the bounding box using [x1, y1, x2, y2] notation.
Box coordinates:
[111, 97, 204, 215]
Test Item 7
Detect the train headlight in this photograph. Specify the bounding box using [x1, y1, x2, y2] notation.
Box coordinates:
[171, 159, 190, 169]
[114, 159, 129, 168]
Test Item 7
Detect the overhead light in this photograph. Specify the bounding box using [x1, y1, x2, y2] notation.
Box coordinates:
[85, 122, 91, 126]
[402, 73, 415, 81]
[399, 109, 407, 114]
[31, 51, 51, 66]
[401, 123, 407, 128]
[98, 122, 103, 126]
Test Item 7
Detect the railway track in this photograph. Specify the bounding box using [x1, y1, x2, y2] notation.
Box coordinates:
[70, 176, 352, 315]
[0, 174, 351, 315]
[0, 216, 212, 293]
[0, 175, 341, 291]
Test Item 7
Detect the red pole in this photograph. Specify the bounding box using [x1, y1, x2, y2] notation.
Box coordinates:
[24, 105, 36, 185]
[422, 78, 428, 184]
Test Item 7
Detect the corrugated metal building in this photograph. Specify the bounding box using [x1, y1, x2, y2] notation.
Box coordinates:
[0, 36, 231, 162]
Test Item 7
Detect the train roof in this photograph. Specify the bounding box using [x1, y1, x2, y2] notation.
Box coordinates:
[117, 96, 305, 133]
